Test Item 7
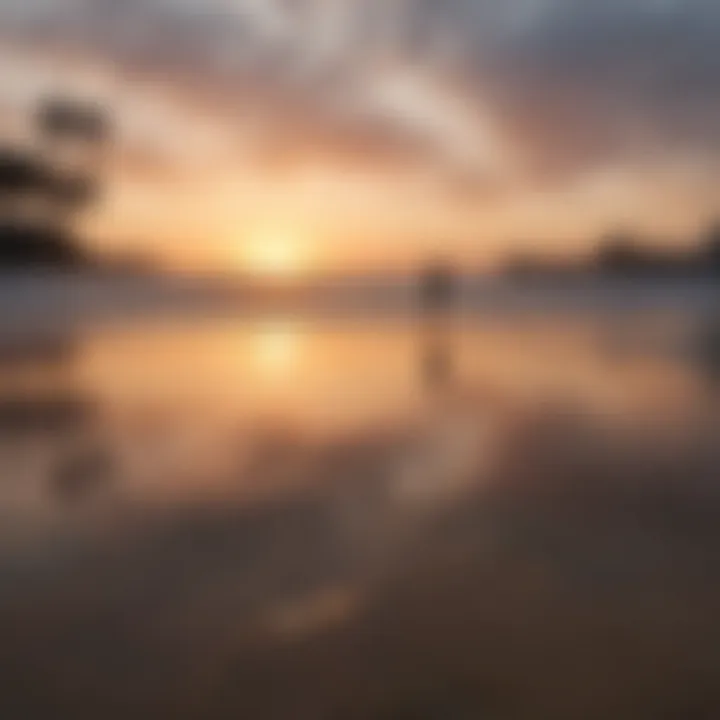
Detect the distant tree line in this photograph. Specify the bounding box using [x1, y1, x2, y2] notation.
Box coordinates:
[504, 222, 720, 281]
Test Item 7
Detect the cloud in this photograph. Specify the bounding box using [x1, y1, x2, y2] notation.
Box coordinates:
[470, 0, 720, 178]
[4, 0, 720, 196]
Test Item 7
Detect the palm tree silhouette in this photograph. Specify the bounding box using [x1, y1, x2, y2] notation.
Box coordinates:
[0, 97, 110, 266]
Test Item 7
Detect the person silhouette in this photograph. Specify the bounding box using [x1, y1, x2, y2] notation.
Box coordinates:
[418, 259, 459, 315]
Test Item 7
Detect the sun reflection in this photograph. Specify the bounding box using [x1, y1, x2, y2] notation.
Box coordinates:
[251, 323, 303, 377]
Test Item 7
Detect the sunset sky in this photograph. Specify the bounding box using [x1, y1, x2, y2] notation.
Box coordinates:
[3, 0, 720, 275]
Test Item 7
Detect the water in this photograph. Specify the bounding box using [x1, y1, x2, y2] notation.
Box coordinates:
[2, 285, 720, 719]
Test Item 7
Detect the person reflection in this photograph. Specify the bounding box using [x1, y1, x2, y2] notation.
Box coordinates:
[419, 320, 456, 397]
[416, 259, 460, 398]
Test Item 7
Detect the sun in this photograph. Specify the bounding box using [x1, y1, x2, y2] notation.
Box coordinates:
[240, 232, 308, 279]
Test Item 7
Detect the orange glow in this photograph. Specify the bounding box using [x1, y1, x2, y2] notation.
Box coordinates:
[251, 323, 304, 377]
[238, 231, 311, 278]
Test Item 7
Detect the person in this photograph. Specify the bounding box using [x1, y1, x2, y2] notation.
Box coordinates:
[418, 259, 458, 314]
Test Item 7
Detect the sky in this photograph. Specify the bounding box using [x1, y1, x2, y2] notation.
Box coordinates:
[2, 0, 720, 275]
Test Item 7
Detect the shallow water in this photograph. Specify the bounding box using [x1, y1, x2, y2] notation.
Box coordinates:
[1, 307, 720, 719]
